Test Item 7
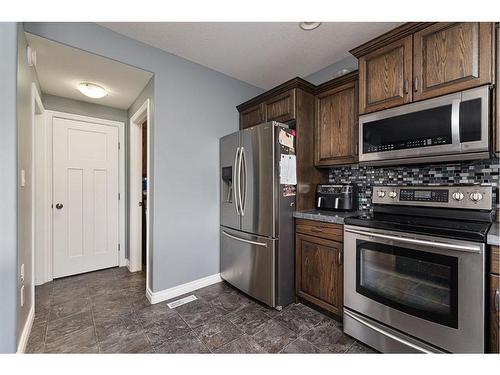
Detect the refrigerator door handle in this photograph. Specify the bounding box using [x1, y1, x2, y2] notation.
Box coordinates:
[240, 147, 247, 216]
[233, 147, 241, 216]
[222, 230, 268, 247]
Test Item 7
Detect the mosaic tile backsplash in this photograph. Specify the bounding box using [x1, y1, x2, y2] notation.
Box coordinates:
[329, 157, 500, 212]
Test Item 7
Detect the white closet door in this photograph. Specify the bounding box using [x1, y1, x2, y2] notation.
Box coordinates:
[53, 117, 119, 278]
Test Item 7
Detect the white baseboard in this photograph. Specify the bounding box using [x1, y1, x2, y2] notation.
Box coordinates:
[17, 304, 35, 354]
[146, 273, 222, 304]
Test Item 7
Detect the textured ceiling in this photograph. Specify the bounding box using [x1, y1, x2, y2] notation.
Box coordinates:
[99, 22, 401, 89]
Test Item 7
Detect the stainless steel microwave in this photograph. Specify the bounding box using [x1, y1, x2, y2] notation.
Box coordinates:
[359, 85, 490, 166]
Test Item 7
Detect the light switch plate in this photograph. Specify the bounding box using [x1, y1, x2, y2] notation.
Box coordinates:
[20, 169, 26, 187]
[20, 263, 25, 283]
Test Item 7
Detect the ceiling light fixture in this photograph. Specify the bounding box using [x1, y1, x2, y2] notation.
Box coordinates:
[299, 22, 322, 31]
[78, 82, 108, 99]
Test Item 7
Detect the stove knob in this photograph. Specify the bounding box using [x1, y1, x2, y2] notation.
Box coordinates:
[469, 192, 483, 202]
[377, 191, 386, 198]
[388, 191, 397, 199]
[452, 192, 464, 201]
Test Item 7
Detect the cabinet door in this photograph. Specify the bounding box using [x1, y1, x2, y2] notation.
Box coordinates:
[296, 233, 343, 316]
[490, 274, 500, 353]
[240, 103, 264, 129]
[359, 36, 412, 114]
[315, 81, 358, 166]
[496, 24, 499, 155]
[413, 22, 494, 101]
[265, 89, 296, 123]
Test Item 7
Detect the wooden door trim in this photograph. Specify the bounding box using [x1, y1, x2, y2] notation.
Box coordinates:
[129, 99, 152, 291]
[413, 22, 494, 101]
[295, 233, 343, 316]
[359, 35, 413, 114]
[45, 110, 126, 281]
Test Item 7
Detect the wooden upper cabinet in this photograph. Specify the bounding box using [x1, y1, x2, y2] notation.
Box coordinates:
[496, 24, 499, 155]
[315, 74, 358, 166]
[358, 36, 412, 114]
[413, 22, 494, 101]
[265, 89, 296, 123]
[240, 103, 264, 129]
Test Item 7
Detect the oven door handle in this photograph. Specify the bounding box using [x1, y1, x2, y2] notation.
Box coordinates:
[344, 310, 433, 354]
[344, 228, 481, 253]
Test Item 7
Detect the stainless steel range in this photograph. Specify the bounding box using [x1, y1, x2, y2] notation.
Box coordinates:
[343, 185, 494, 353]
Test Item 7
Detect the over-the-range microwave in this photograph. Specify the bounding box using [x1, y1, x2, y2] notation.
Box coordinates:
[359, 85, 491, 166]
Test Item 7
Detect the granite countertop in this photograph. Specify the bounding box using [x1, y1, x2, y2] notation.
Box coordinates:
[488, 222, 499, 246]
[293, 210, 360, 225]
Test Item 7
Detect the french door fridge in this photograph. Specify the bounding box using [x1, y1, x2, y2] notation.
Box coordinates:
[220, 122, 296, 309]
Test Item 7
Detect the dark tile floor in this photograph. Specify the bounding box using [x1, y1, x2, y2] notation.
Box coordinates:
[26, 267, 376, 354]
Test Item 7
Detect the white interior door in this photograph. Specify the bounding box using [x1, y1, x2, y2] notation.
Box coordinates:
[53, 117, 119, 278]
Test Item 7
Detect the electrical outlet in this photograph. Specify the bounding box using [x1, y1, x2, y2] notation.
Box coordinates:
[20, 285, 25, 307]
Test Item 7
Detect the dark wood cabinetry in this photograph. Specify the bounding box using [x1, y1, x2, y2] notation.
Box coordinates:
[358, 36, 412, 114]
[352, 22, 495, 114]
[490, 245, 500, 353]
[265, 89, 296, 123]
[413, 23, 494, 101]
[315, 72, 359, 166]
[237, 78, 327, 211]
[495, 24, 499, 156]
[240, 103, 264, 130]
[295, 219, 343, 317]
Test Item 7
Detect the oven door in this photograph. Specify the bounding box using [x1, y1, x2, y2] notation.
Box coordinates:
[344, 225, 485, 353]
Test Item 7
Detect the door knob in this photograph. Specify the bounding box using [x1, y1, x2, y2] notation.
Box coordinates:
[55, 203, 63, 209]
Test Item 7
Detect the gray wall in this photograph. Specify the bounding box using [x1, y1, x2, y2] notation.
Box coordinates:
[304, 55, 358, 85]
[24, 22, 264, 293]
[42, 94, 128, 123]
[0, 22, 19, 354]
[16, 24, 43, 349]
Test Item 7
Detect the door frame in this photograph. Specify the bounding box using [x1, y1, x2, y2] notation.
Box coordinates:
[37, 110, 126, 282]
[128, 99, 151, 289]
[31, 84, 45, 294]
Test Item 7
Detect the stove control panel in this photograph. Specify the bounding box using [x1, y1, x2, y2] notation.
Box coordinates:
[372, 185, 492, 210]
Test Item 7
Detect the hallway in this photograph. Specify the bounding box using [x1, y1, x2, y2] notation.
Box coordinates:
[27, 268, 375, 354]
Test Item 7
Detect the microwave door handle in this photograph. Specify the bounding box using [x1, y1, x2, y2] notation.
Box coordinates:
[451, 98, 461, 148]
[344, 228, 481, 253]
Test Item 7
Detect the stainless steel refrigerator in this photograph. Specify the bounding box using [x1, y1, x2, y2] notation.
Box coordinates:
[220, 122, 296, 309]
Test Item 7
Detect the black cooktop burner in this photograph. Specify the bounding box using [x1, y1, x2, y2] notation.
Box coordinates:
[344, 212, 492, 242]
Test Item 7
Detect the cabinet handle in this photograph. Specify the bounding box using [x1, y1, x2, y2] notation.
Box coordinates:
[414, 77, 419, 92]
[310, 227, 323, 233]
[495, 290, 500, 311]
[338, 250, 343, 266]
[404, 80, 409, 94]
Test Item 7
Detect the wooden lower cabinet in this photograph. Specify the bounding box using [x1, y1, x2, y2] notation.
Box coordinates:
[295, 231, 343, 317]
[490, 274, 500, 353]
[490, 245, 500, 353]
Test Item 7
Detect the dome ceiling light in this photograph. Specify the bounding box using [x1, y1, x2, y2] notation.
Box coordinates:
[78, 82, 108, 99]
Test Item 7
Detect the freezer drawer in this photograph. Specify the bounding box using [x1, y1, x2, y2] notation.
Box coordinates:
[220, 227, 276, 307]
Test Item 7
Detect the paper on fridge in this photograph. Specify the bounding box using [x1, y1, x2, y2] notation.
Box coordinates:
[278, 129, 294, 150]
[280, 154, 297, 185]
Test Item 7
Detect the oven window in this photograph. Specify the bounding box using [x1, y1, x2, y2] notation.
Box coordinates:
[362, 104, 452, 153]
[356, 240, 458, 328]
